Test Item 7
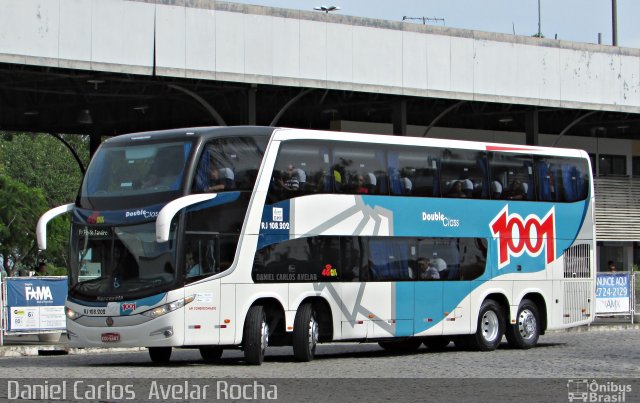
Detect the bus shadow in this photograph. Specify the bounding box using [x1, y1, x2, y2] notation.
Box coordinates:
[88, 341, 567, 367]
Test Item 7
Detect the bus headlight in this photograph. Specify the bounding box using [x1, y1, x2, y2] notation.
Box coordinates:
[66, 307, 83, 321]
[141, 295, 195, 319]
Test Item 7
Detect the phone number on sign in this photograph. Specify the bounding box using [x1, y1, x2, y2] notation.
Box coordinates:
[595, 287, 628, 297]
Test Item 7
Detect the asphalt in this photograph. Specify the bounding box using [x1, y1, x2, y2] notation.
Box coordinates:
[0, 316, 637, 358]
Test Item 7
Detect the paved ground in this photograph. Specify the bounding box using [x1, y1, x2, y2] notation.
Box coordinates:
[0, 325, 637, 402]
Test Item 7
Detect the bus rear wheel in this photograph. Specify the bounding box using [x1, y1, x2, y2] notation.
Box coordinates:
[243, 305, 269, 365]
[505, 299, 540, 349]
[469, 299, 505, 351]
[200, 346, 223, 362]
[293, 303, 319, 362]
[148, 347, 172, 363]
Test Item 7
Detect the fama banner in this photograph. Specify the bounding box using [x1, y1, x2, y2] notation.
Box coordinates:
[5, 277, 67, 332]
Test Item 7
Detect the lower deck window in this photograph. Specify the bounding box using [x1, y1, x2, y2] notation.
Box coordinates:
[252, 236, 487, 282]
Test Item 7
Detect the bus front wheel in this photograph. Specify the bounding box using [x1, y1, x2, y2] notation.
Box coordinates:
[243, 305, 269, 365]
[148, 347, 172, 363]
[505, 299, 540, 349]
[293, 303, 319, 362]
[470, 299, 505, 351]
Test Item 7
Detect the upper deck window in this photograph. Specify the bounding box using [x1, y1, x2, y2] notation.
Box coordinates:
[192, 136, 267, 193]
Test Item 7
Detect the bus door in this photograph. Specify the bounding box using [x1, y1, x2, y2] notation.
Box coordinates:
[183, 232, 221, 345]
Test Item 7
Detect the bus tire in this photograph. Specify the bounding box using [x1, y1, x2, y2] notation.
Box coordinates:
[471, 299, 505, 351]
[243, 305, 269, 365]
[292, 303, 318, 362]
[200, 346, 223, 362]
[148, 347, 172, 363]
[423, 336, 451, 350]
[505, 299, 540, 349]
[378, 338, 422, 352]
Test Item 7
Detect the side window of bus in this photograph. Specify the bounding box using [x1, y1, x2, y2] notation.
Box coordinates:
[366, 237, 416, 281]
[332, 146, 387, 195]
[340, 237, 369, 281]
[192, 141, 236, 193]
[388, 146, 442, 197]
[416, 238, 460, 280]
[222, 136, 267, 190]
[183, 234, 219, 280]
[535, 157, 589, 202]
[252, 237, 341, 282]
[458, 238, 487, 280]
[268, 141, 331, 203]
[192, 137, 266, 194]
[489, 152, 535, 201]
[440, 149, 488, 199]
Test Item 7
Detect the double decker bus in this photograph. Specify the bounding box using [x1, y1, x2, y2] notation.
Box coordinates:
[37, 126, 595, 364]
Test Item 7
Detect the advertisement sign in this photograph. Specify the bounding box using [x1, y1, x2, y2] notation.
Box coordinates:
[595, 273, 631, 314]
[5, 278, 67, 331]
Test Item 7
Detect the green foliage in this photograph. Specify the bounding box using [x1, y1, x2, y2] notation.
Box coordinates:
[0, 132, 88, 273]
[0, 133, 89, 207]
[0, 174, 69, 269]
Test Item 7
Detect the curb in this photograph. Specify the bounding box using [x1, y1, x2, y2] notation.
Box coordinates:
[0, 345, 146, 358]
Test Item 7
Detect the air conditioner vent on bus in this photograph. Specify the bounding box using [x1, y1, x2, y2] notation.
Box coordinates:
[563, 244, 591, 279]
[563, 281, 592, 324]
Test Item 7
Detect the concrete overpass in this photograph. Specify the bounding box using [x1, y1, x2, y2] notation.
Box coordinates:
[1, 0, 640, 267]
[0, 0, 639, 145]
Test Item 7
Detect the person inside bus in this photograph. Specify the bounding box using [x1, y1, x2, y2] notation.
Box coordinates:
[278, 165, 300, 191]
[206, 165, 235, 192]
[352, 174, 369, 194]
[446, 180, 467, 198]
[416, 257, 440, 280]
[506, 180, 527, 200]
[185, 251, 202, 278]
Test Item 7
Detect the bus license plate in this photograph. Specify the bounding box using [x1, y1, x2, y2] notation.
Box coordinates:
[101, 333, 120, 342]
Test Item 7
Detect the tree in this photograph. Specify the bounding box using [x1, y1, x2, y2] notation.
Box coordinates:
[0, 132, 89, 207]
[0, 174, 68, 274]
[0, 132, 88, 273]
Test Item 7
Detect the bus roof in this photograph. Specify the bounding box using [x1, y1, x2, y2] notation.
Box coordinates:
[103, 126, 276, 145]
[273, 127, 589, 159]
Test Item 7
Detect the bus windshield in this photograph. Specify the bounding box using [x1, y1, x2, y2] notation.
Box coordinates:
[69, 222, 178, 301]
[79, 141, 193, 209]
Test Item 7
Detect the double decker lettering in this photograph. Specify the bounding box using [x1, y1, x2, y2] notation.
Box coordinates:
[490, 206, 555, 269]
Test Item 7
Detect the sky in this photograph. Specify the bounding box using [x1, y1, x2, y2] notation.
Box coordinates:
[231, 0, 640, 49]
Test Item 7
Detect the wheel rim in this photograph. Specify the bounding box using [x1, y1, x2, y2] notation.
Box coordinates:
[308, 314, 319, 351]
[517, 309, 537, 340]
[260, 316, 269, 354]
[481, 310, 500, 343]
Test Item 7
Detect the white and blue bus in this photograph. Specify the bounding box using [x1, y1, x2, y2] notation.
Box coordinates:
[37, 126, 595, 364]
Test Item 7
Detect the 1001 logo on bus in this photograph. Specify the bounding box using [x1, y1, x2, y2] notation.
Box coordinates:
[490, 206, 556, 269]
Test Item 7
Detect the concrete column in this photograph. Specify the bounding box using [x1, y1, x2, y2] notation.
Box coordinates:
[525, 109, 539, 145]
[393, 100, 407, 136]
[248, 85, 257, 125]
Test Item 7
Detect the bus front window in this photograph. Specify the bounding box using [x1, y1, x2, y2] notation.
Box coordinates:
[79, 141, 192, 210]
[70, 222, 178, 300]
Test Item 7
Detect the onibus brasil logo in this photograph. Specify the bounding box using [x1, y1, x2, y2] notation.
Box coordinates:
[490, 206, 556, 269]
